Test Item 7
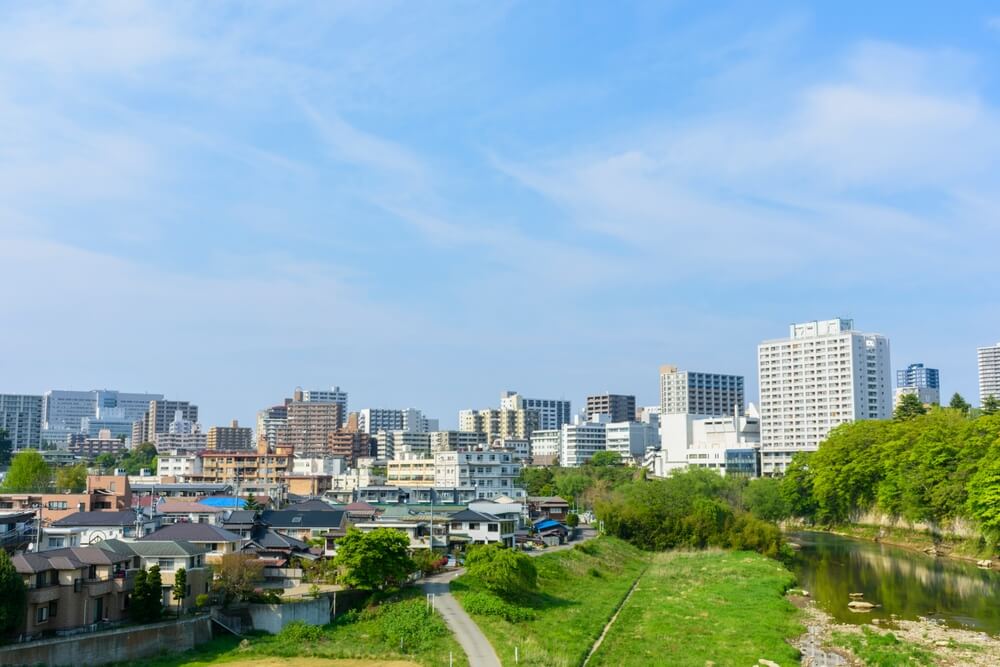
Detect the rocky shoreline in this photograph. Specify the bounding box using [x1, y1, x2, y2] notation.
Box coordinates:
[788, 593, 1000, 666]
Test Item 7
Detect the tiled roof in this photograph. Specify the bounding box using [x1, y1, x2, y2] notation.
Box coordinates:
[96, 538, 207, 557]
[139, 523, 243, 543]
[286, 499, 340, 511]
[448, 509, 501, 522]
[259, 509, 346, 529]
[51, 511, 143, 527]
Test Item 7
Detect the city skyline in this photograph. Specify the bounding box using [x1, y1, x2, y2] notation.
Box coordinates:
[2, 2, 999, 428]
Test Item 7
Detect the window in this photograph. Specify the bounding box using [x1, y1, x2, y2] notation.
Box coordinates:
[36, 606, 49, 623]
[488, 523, 499, 532]
[48, 601, 58, 618]
[48, 537, 65, 548]
[468, 522, 479, 530]
[47, 501, 68, 510]
[158, 559, 174, 570]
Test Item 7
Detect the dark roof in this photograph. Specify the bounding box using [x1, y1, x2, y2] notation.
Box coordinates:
[96, 538, 207, 557]
[527, 496, 569, 505]
[13, 546, 130, 574]
[52, 510, 145, 527]
[247, 525, 310, 551]
[449, 509, 501, 522]
[285, 499, 340, 511]
[139, 523, 243, 543]
[259, 509, 346, 529]
[222, 510, 257, 525]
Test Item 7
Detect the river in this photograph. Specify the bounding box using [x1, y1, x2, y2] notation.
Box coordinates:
[786, 531, 1000, 635]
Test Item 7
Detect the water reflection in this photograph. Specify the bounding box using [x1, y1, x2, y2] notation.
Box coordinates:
[786, 531, 1000, 635]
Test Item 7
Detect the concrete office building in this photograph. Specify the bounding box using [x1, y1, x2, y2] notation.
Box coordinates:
[528, 430, 561, 465]
[979, 343, 1000, 405]
[559, 419, 607, 467]
[605, 420, 659, 461]
[758, 318, 891, 475]
[500, 391, 570, 430]
[207, 420, 253, 450]
[42, 389, 163, 446]
[0, 393, 43, 448]
[586, 393, 637, 423]
[660, 366, 744, 417]
[255, 404, 288, 447]
[652, 406, 761, 477]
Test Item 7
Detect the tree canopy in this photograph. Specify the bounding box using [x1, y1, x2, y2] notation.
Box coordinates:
[949, 392, 971, 415]
[54, 463, 88, 493]
[214, 553, 264, 605]
[588, 451, 621, 467]
[893, 393, 927, 421]
[1, 450, 52, 492]
[334, 527, 413, 590]
[465, 543, 538, 599]
[0, 549, 27, 635]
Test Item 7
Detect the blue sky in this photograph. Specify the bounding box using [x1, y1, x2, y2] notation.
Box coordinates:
[2, 1, 999, 428]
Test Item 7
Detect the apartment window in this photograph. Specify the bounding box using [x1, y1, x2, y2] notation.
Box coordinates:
[158, 559, 175, 570]
[36, 606, 49, 624]
[48, 537, 65, 548]
[47, 501, 68, 510]
[48, 601, 58, 618]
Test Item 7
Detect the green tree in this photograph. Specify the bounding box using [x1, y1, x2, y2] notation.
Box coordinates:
[950, 393, 971, 416]
[465, 543, 538, 599]
[0, 428, 12, 466]
[172, 567, 187, 614]
[780, 453, 818, 521]
[983, 395, 1000, 416]
[565, 512, 580, 528]
[0, 549, 27, 635]
[213, 553, 264, 605]
[518, 467, 555, 496]
[588, 451, 621, 467]
[743, 477, 791, 522]
[141, 565, 164, 621]
[555, 473, 590, 505]
[334, 527, 413, 590]
[894, 393, 928, 421]
[93, 452, 117, 471]
[1, 450, 52, 492]
[411, 549, 445, 576]
[55, 463, 88, 492]
[966, 442, 1000, 536]
[243, 494, 263, 513]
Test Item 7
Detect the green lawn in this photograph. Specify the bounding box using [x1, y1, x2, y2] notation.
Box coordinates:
[452, 537, 649, 667]
[587, 550, 803, 667]
[126, 588, 468, 667]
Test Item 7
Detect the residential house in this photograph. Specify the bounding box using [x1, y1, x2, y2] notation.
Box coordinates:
[44, 511, 157, 549]
[139, 523, 243, 563]
[257, 508, 347, 545]
[526, 496, 570, 522]
[154, 500, 230, 526]
[447, 509, 516, 548]
[96, 539, 211, 611]
[352, 520, 445, 550]
[13, 546, 135, 637]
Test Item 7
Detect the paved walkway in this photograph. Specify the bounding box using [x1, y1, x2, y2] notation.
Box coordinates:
[421, 569, 501, 667]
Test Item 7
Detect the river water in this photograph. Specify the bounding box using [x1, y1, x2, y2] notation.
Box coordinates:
[786, 531, 1000, 635]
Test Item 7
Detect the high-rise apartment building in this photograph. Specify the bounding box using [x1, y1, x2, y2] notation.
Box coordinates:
[586, 393, 637, 422]
[430, 430, 487, 453]
[659, 366, 744, 417]
[277, 398, 343, 455]
[133, 400, 199, 446]
[326, 430, 374, 465]
[757, 318, 891, 475]
[0, 394, 43, 449]
[979, 343, 1000, 405]
[357, 407, 436, 434]
[206, 420, 253, 450]
[458, 408, 539, 443]
[300, 386, 348, 426]
[500, 391, 570, 430]
[255, 404, 288, 447]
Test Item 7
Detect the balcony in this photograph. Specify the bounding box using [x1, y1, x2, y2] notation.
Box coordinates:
[27, 584, 62, 604]
[82, 578, 113, 596]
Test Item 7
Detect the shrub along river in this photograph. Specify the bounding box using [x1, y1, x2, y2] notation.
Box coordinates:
[786, 531, 1000, 635]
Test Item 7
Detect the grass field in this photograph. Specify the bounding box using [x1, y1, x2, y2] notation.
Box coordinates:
[452, 537, 649, 667]
[127, 588, 467, 667]
[587, 550, 803, 667]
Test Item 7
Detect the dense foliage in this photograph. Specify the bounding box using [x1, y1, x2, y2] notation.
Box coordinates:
[213, 553, 264, 605]
[518, 460, 640, 506]
[132, 565, 164, 622]
[334, 527, 414, 590]
[594, 469, 787, 557]
[94, 442, 157, 475]
[0, 549, 27, 636]
[1, 450, 52, 492]
[464, 543, 538, 599]
[775, 408, 1000, 540]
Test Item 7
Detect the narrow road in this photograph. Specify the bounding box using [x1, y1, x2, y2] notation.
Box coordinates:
[421, 569, 501, 667]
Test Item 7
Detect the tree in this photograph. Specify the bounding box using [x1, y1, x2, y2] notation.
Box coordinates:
[743, 477, 791, 522]
[588, 451, 621, 467]
[94, 452, 117, 471]
[55, 463, 88, 493]
[172, 567, 187, 614]
[0, 428, 12, 466]
[243, 494, 263, 513]
[1, 450, 51, 492]
[518, 467, 555, 496]
[214, 553, 264, 605]
[780, 453, 818, 521]
[950, 393, 971, 416]
[894, 393, 928, 421]
[465, 543, 538, 599]
[411, 549, 446, 576]
[0, 549, 27, 635]
[135, 565, 164, 622]
[565, 512, 580, 528]
[983, 395, 1000, 416]
[334, 527, 413, 590]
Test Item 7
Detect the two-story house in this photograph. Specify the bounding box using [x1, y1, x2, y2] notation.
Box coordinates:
[139, 523, 243, 564]
[44, 510, 157, 549]
[96, 539, 212, 611]
[448, 509, 516, 548]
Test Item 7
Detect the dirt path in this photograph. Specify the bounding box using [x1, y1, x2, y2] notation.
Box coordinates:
[581, 566, 646, 666]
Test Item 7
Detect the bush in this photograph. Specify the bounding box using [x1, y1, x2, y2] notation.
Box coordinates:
[361, 598, 448, 652]
[278, 620, 326, 643]
[461, 591, 535, 622]
[566, 512, 580, 528]
[465, 544, 538, 599]
[195, 594, 210, 608]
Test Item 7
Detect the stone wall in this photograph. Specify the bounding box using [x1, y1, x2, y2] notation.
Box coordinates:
[851, 511, 980, 539]
[0, 616, 212, 667]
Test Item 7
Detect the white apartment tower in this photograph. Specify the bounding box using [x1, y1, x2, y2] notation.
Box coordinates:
[757, 318, 891, 475]
[978, 343, 1000, 405]
[500, 391, 571, 430]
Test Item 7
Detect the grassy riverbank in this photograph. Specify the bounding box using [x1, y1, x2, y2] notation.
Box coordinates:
[452, 537, 649, 666]
[588, 551, 802, 667]
[126, 589, 467, 667]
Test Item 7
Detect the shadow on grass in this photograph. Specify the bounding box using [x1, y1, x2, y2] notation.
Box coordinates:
[450, 576, 578, 612]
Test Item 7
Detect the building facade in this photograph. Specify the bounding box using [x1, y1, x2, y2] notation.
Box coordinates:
[42, 390, 164, 446]
[207, 420, 253, 450]
[605, 420, 658, 461]
[0, 393, 43, 449]
[895, 362, 940, 406]
[559, 420, 607, 467]
[133, 400, 199, 446]
[434, 450, 523, 499]
[659, 366, 744, 417]
[585, 393, 637, 423]
[500, 391, 570, 430]
[255, 404, 288, 448]
[979, 343, 1000, 405]
[757, 318, 891, 475]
